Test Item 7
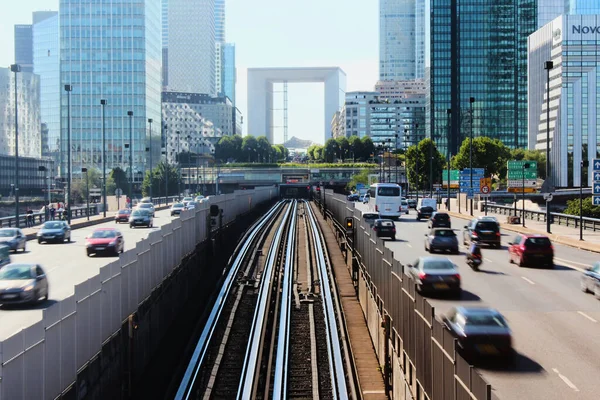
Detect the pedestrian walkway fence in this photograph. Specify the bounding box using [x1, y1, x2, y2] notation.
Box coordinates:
[0, 187, 277, 400]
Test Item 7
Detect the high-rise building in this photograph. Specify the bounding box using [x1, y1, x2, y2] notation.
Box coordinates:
[14, 25, 33, 73]
[222, 43, 236, 105]
[428, 0, 536, 155]
[168, 0, 216, 95]
[162, 0, 169, 87]
[569, 0, 600, 13]
[59, 0, 162, 180]
[215, 0, 226, 43]
[0, 68, 41, 158]
[33, 12, 59, 164]
[215, 42, 223, 96]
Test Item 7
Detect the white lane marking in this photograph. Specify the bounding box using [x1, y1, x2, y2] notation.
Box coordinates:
[554, 258, 586, 273]
[577, 311, 598, 323]
[521, 276, 535, 285]
[406, 243, 413, 248]
[552, 368, 580, 392]
[484, 258, 492, 263]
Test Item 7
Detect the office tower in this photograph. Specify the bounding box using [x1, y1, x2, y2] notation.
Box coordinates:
[168, 0, 216, 95]
[162, 0, 169, 87]
[222, 43, 236, 105]
[59, 0, 162, 179]
[428, 0, 536, 155]
[569, 0, 600, 13]
[0, 69, 41, 157]
[14, 25, 33, 73]
[215, 0, 225, 43]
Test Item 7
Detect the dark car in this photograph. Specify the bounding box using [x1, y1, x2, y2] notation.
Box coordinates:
[86, 228, 124, 256]
[580, 261, 600, 299]
[463, 218, 501, 248]
[442, 307, 513, 361]
[129, 209, 153, 228]
[115, 209, 132, 223]
[372, 219, 396, 240]
[37, 221, 71, 244]
[417, 206, 434, 221]
[407, 199, 417, 209]
[508, 233, 553, 268]
[428, 212, 451, 229]
[0, 228, 26, 253]
[347, 193, 359, 202]
[362, 212, 379, 227]
[0, 263, 49, 305]
[406, 256, 461, 296]
[425, 228, 459, 254]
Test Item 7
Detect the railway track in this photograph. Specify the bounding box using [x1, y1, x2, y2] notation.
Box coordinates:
[175, 200, 355, 400]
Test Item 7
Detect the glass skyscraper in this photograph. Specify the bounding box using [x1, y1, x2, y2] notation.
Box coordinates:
[14, 25, 33, 73]
[379, 0, 420, 80]
[569, 0, 600, 13]
[215, 0, 225, 43]
[428, 0, 536, 155]
[222, 43, 236, 106]
[59, 0, 162, 180]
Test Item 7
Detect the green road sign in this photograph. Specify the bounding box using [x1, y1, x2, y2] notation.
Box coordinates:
[507, 160, 537, 170]
[507, 160, 537, 180]
[507, 170, 537, 179]
[442, 169, 460, 182]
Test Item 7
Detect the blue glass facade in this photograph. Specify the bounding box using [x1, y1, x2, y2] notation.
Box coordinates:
[33, 13, 60, 164]
[59, 0, 162, 180]
[215, 0, 225, 43]
[222, 43, 235, 106]
[428, 0, 536, 155]
[569, 0, 600, 13]
[379, 0, 417, 80]
[14, 25, 34, 73]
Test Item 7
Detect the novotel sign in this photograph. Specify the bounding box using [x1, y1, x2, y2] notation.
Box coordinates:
[572, 25, 600, 34]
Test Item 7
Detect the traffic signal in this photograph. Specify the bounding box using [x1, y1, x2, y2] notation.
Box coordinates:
[345, 217, 353, 230]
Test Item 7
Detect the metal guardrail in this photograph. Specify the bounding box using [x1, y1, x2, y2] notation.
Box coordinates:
[0, 205, 98, 228]
[483, 203, 600, 232]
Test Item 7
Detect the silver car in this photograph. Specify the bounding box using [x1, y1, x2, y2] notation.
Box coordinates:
[0, 228, 26, 253]
[425, 228, 459, 254]
[37, 221, 71, 244]
[406, 256, 461, 296]
[0, 263, 49, 305]
[136, 202, 155, 216]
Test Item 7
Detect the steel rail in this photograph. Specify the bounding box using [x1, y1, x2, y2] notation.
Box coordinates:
[237, 201, 296, 399]
[305, 200, 349, 399]
[175, 200, 285, 400]
[272, 200, 298, 398]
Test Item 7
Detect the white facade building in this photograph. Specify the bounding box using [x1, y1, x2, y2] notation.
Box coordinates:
[331, 110, 345, 139]
[375, 79, 427, 100]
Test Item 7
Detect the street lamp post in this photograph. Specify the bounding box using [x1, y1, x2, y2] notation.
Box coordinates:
[100, 99, 107, 217]
[544, 61, 554, 233]
[522, 163, 530, 227]
[469, 97, 475, 216]
[447, 109, 452, 211]
[176, 130, 181, 199]
[64, 84, 73, 224]
[82, 168, 89, 221]
[38, 166, 49, 218]
[387, 138, 392, 183]
[148, 118, 153, 199]
[127, 111, 133, 201]
[11, 64, 21, 227]
[580, 160, 589, 240]
[395, 134, 399, 185]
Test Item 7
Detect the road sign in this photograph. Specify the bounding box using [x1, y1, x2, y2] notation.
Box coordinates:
[507, 179, 537, 188]
[543, 193, 553, 202]
[508, 187, 537, 193]
[433, 184, 442, 188]
[593, 159, 600, 171]
[480, 177, 492, 194]
[460, 168, 485, 175]
[507, 170, 537, 180]
[507, 160, 538, 169]
[594, 183, 600, 195]
[594, 196, 600, 205]
[466, 189, 474, 199]
[507, 160, 537, 181]
[115, 188, 123, 196]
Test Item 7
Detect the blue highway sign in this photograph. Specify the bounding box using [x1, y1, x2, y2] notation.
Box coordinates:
[594, 184, 600, 194]
[594, 196, 600, 206]
[595, 172, 600, 181]
[594, 159, 600, 171]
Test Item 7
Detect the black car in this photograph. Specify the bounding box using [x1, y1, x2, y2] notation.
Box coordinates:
[416, 206, 434, 221]
[407, 199, 417, 209]
[428, 212, 451, 229]
[406, 256, 461, 296]
[442, 307, 513, 362]
[463, 218, 501, 248]
[129, 209, 154, 228]
[424, 228, 459, 254]
[362, 212, 379, 227]
[580, 261, 600, 299]
[372, 219, 396, 240]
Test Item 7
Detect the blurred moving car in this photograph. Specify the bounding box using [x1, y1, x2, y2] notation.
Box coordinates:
[139, 197, 152, 204]
[195, 195, 205, 202]
[182, 197, 194, 206]
[362, 212, 380, 227]
[129, 209, 153, 228]
[170, 203, 185, 216]
[360, 194, 370, 204]
[416, 199, 436, 221]
[0, 263, 49, 305]
[425, 228, 459, 254]
[442, 307, 513, 361]
[372, 219, 396, 240]
[185, 201, 199, 211]
[115, 209, 132, 223]
[136, 202, 155, 217]
[407, 198, 417, 209]
[428, 212, 451, 228]
[0, 244, 10, 268]
[37, 221, 71, 244]
[508, 233, 553, 268]
[401, 199, 409, 214]
[406, 256, 461, 296]
[463, 217, 501, 248]
[580, 261, 600, 299]
[0, 228, 26, 253]
[86, 228, 124, 256]
[479, 215, 500, 226]
[347, 193, 360, 202]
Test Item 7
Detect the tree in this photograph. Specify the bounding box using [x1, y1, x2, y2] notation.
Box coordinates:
[452, 137, 511, 178]
[324, 138, 338, 163]
[347, 169, 372, 191]
[348, 135, 363, 161]
[511, 148, 546, 179]
[405, 138, 446, 190]
[110, 167, 129, 196]
[564, 197, 600, 218]
[241, 136, 258, 162]
[142, 161, 181, 197]
[256, 136, 271, 162]
[71, 168, 102, 204]
[336, 137, 350, 160]
[361, 136, 375, 161]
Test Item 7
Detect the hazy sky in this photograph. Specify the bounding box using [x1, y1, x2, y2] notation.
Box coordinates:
[0, 0, 379, 145]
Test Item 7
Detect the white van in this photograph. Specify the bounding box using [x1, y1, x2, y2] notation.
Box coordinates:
[367, 183, 403, 220]
[416, 198, 437, 220]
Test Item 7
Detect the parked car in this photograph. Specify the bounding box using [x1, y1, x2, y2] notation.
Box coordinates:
[136, 202, 155, 217]
[362, 212, 379, 227]
[407, 198, 417, 209]
[85, 228, 124, 256]
[442, 307, 513, 362]
[425, 228, 459, 254]
[428, 212, 451, 228]
[580, 261, 600, 299]
[0, 228, 26, 253]
[0, 263, 49, 305]
[406, 257, 461, 296]
[129, 209, 153, 228]
[171, 203, 185, 216]
[372, 219, 396, 240]
[347, 193, 359, 202]
[463, 218, 501, 248]
[401, 199, 410, 214]
[508, 233, 554, 268]
[115, 209, 132, 223]
[37, 221, 71, 244]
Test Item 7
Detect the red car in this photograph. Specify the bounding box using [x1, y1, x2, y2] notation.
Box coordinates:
[115, 209, 131, 223]
[508, 233, 553, 268]
[86, 228, 124, 257]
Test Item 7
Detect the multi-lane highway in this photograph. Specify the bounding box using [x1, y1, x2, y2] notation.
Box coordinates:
[0, 208, 175, 341]
[355, 202, 600, 400]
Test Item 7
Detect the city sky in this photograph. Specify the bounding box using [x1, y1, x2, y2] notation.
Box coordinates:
[1, 0, 378, 145]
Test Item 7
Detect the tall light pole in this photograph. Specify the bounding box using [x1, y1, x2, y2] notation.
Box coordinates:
[38, 166, 49, 217]
[469, 97, 475, 215]
[387, 138, 392, 183]
[64, 84, 73, 224]
[522, 163, 529, 227]
[176, 130, 181, 199]
[544, 61, 553, 233]
[127, 111, 133, 201]
[100, 99, 107, 217]
[429, 127, 434, 197]
[82, 168, 89, 221]
[147, 118, 153, 199]
[11, 64, 21, 227]
[580, 160, 589, 240]
[395, 134, 399, 185]
[447, 109, 452, 211]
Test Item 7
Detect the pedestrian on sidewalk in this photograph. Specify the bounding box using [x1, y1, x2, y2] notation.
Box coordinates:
[49, 205, 56, 220]
[26, 209, 34, 227]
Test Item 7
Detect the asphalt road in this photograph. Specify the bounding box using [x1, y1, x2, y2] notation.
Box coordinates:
[0, 209, 176, 341]
[355, 203, 600, 400]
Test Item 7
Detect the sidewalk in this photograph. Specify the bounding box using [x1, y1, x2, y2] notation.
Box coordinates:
[443, 202, 600, 254]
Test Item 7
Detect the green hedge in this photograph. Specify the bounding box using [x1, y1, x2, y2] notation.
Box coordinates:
[218, 162, 378, 169]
